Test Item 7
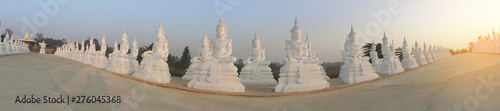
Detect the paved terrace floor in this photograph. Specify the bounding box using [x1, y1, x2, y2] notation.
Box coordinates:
[0, 53, 499, 111]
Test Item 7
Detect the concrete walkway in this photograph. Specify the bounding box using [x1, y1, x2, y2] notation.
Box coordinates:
[0, 53, 499, 111]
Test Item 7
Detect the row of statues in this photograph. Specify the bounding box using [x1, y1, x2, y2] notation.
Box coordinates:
[0, 31, 30, 55]
[472, 28, 500, 53]
[54, 29, 140, 76]
[52, 16, 453, 93]
[340, 26, 452, 84]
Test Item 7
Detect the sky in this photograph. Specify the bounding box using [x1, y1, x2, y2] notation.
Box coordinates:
[1, 0, 500, 62]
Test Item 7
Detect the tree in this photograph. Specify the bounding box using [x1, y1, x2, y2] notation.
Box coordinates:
[167, 54, 180, 77]
[1, 28, 13, 42]
[449, 49, 456, 55]
[36, 33, 44, 40]
[137, 43, 153, 63]
[362, 43, 382, 62]
[166, 54, 178, 66]
[468, 42, 474, 52]
[83, 37, 101, 51]
[0, 34, 4, 42]
[395, 47, 403, 61]
[33, 36, 67, 49]
[269, 62, 283, 80]
[460, 48, 468, 53]
[105, 47, 113, 57]
[234, 58, 244, 74]
[176, 46, 191, 70]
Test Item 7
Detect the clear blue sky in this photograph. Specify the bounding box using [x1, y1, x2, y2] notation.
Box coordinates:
[1, 0, 499, 62]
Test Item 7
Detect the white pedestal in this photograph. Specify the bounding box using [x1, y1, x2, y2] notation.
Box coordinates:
[239, 61, 277, 84]
[133, 53, 171, 84]
[106, 53, 129, 74]
[339, 57, 379, 84]
[92, 52, 107, 69]
[378, 56, 404, 75]
[188, 59, 245, 92]
[275, 63, 329, 93]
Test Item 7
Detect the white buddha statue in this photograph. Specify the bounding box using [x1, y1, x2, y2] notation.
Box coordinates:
[339, 25, 379, 84]
[133, 21, 171, 84]
[187, 15, 244, 92]
[414, 40, 427, 66]
[105, 29, 130, 74]
[401, 37, 419, 70]
[39, 40, 46, 54]
[92, 34, 108, 69]
[378, 32, 404, 75]
[239, 32, 276, 84]
[275, 17, 329, 93]
[128, 36, 139, 74]
[182, 32, 208, 80]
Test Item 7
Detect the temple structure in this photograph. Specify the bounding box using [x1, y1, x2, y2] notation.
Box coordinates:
[274, 17, 329, 93]
[378, 32, 404, 75]
[339, 26, 379, 84]
[401, 37, 418, 70]
[133, 21, 171, 84]
[239, 32, 277, 84]
[187, 15, 245, 92]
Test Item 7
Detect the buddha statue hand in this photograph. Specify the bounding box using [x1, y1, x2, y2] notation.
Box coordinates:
[217, 56, 236, 63]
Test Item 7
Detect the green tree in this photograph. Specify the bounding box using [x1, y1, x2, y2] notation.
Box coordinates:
[105, 47, 113, 57]
[83, 37, 101, 51]
[167, 54, 178, 66]
[362, 43, 382, 62]
[176, 46, 191, 70]
[395, 47, 403, 61]
[234, 59, 244, 74]
[137, 43, 153, 63]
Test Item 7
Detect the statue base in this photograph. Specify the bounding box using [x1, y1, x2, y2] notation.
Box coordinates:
[415, 57, 427, 66]
[275, 63, 329, 93]
[0, 44, 5, 55]
[91, 53, 108, 69]
[128, 55, 139, 74]
[39, 49, 45, 54]
[339, 57, 379, 84]
[401, 56, 419, 70]
[106, 53, 129, 74]
[182, 61, 200, 80]
[378, 57, 405, 75]
[188, 59, 245, 92]
[83, 52, 94, 65]
[181, 69, 196, 80]
[425, 54, 435, 63]
[239, 61, 277, 84]
[133, 53, 171, 84]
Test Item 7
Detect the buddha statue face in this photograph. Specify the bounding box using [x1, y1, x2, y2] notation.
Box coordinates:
[216, 27, 227, 39]
[291, 29, 301, 41]
[122, 34, 127, 43]
[252, 39, 260, 49]
[157, 29, 165, 41]
[202, 39, 210, 48]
